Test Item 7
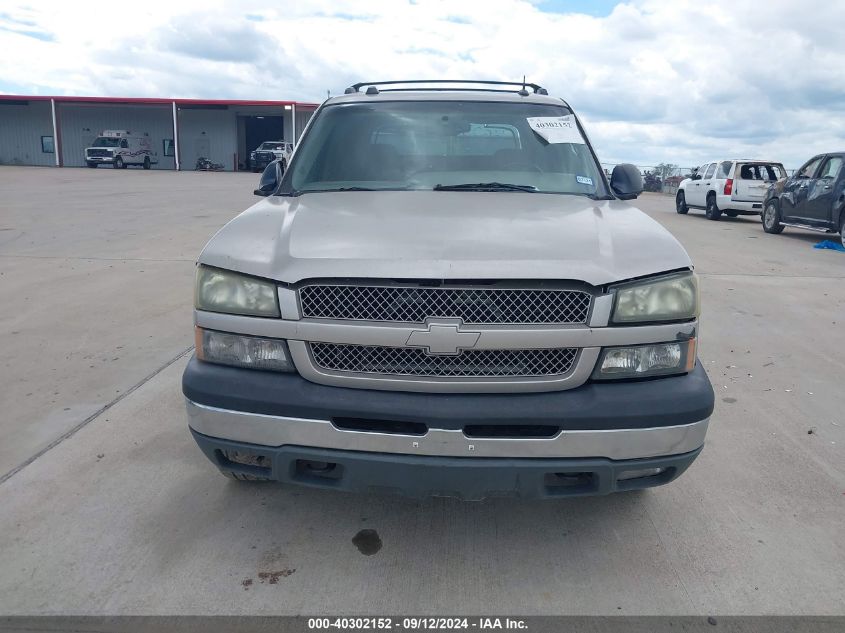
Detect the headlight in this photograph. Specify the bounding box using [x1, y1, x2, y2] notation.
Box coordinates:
[195, 266, 280, 317]
[592, 339, 696, 380]
[196, 328, 293, 372]
[612, 272, 699, 324]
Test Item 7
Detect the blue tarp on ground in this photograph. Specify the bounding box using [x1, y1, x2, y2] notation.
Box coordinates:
[812, 240, 845, 252]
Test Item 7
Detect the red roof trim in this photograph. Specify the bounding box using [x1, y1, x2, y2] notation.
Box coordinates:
[0, 94, 320, 108]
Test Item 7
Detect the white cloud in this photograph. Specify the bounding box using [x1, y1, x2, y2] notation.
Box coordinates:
[1, 0, 844, 168]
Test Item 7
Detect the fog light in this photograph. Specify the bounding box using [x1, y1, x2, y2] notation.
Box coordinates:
[221, 450, 270, 468]
[618, 467, 665, 481]
[196, 327, 293, 372]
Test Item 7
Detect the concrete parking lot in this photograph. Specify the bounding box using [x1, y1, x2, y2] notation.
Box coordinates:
[0, 166, 843, 615]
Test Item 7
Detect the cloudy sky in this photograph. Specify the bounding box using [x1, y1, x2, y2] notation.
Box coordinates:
[1, 0, 842, 168]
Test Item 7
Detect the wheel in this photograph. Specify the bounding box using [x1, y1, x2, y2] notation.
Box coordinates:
[705, 194, 722, 220]
[725, 210, 738, 218]
[86, 162, 98, 168]
[839, 214, 845, 249]
[675, 191, 689, 214]
[762, 200, 785, 234]
[113, 156, 124, 169]
[143, 156, 151, 170]
[220, 470, 270, 482]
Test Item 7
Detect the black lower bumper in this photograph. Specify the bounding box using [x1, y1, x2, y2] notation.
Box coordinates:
[184, 359, 713, 498]
[192, 429, 702, 499]
[182, 357, 714, 432]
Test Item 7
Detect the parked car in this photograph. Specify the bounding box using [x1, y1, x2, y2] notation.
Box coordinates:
[676, 159, 786, 220]
[85, 130, 157, 169]
[249, 141, 293, 172]
[183, 80, 714, 499]
[762, 152, 845, 246]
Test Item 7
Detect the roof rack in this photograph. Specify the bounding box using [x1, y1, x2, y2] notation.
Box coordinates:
[344, 80, 548, 96]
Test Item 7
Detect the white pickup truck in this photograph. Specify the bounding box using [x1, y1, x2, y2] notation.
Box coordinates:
[249, 141, 294, 172]
[676, 160, 786, 220]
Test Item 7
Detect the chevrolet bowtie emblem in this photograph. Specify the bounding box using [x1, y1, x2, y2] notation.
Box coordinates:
[406, 323, 481, 356]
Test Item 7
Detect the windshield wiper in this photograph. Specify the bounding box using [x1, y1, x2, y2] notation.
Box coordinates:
[323, 186, 377, 192]
[291, 186, 417, 196]
[293, 186, 377, 194]
[434, 182, 538, 192]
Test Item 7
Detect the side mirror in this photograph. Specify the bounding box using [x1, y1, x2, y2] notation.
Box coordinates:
[610, 164, 644, 200]
[254, 160, 282, 197]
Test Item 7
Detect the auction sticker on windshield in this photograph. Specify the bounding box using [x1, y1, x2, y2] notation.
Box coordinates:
[527, 115, 585, 144]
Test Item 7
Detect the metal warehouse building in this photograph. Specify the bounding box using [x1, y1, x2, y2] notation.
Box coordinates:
[0, 95, 318, 171]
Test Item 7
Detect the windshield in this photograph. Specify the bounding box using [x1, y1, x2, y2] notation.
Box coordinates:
[285, 101, 605, 196]
[259, 142, 283, 150]
[92, 137, 121, 147]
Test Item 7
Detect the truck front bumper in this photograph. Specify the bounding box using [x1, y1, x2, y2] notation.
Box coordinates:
[182, 357, 714, 498]
[250, 157, 276, 171]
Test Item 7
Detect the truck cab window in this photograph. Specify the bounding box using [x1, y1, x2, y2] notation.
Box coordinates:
[797, 158, 821, 179]
[818, 157, 843, 180]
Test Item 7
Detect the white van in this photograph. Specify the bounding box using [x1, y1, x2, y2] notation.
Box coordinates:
[84, 130, 158, 169]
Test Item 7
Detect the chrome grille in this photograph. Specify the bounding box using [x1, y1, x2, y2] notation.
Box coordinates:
[299, 285, 592, 324]
[309, 343, 578, 378]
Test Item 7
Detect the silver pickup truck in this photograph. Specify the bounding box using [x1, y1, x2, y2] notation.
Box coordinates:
[183, 80, 714, 499]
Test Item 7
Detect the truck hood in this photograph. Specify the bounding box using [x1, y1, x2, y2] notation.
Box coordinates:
[198, 191, 692, 286]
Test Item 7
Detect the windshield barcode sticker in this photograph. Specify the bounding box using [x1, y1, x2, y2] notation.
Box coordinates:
[576, 176, 593, 185]
[527, 115, 585, 144]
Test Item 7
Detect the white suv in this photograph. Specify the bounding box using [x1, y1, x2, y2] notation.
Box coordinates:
[676, 160, 786, 220]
